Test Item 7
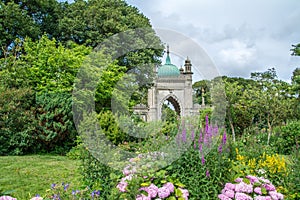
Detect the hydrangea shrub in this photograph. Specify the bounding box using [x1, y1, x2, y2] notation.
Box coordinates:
[218, 175, 284, 200]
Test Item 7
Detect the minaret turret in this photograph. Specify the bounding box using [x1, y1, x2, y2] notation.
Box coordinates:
[184, 57, 192, 74]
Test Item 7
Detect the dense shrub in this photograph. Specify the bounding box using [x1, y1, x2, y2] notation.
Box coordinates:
[0, 87, 37, 155]
[285, 150, 300, 199]
[0, 88, 78, 155]
[97, 110, 140, 145]
[34, 92, 77, 154]
[274, 121, 300, 155]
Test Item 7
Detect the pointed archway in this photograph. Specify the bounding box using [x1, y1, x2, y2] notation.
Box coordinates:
[164, 95, 181, 116]
[158, 94, 182, 121]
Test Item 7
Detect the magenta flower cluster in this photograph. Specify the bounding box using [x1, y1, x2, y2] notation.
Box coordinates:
[117, 156, 189, 200]
[117, 171, 189, 200]
[218, 175, 284, 200]
[135, 183, 189, 200]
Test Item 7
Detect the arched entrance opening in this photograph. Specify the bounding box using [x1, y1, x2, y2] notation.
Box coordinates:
[161, 96, 181, 122]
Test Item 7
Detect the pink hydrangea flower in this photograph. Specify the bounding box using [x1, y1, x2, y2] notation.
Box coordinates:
[235, 192, 253, 200]
[136, 194, 151, 200]
[218, 194, 233, 200]
[263, 184, 276, 191]
[219, 176, 283, 200]
[117, 180, 128, 192]
[222, 188, 235, 198]
[0, 196, 17, 200]
[254, 187, 262, 195]
[235, 182, 253, 194]
[269, 191, 284, 200]
[179, 188, 189, 200]
[158, 186, 170, 199]
[164, 182, 175, 193]
[122, 174, 133, 181]
[147, 184, 159, 198]
[254, 196, 272, 200]
[246, 175, 259, 184]
[235, 178, 243, 183]
[225, 183, 236, 190]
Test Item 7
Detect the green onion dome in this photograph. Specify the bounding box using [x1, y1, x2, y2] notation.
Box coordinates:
[157, 47, 180, 77]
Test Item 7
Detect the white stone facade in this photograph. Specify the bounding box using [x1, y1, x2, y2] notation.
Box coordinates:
[133, 50, 202, 122]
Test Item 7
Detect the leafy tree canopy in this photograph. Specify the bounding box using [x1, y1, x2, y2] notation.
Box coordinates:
[0, 0, 62, 56]
[291, 43, 300, 56]
[0, 35, 91, 92]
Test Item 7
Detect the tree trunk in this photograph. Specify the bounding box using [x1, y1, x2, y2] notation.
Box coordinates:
[228, 113, 236, 142]
[267, 114, 272, 145]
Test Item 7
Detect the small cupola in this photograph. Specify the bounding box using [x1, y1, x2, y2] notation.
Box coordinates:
[184, 57, 192, 74]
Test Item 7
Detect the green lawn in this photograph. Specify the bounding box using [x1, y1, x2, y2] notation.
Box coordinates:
[0, 155, 82, 199]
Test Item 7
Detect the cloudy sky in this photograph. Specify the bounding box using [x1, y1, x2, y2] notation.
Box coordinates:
[126, 0, 300, 82]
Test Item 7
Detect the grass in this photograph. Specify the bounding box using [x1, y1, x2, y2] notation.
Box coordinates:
[0, 155, 82, 199]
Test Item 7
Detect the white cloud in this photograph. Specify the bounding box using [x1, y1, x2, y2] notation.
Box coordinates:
[219, 40, 256, 66]
[126, 0, 300, 81]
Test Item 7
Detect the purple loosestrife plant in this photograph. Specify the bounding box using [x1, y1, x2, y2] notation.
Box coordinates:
[182, 128, 187, 143]
[191, 130, 195, 141]
[222, 130, 227, 145]
[201, 154, 206, 165]
[218, 175, 284, 200]
[206, 170, 210, 178]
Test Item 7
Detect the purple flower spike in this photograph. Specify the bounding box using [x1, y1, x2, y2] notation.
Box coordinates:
[182, 129, 187, 143]
[206, 170, 210, 178]
[191, 130, 195, 141]
[199, 131, 203, 142]
[199, 144, 203, 153]
[205, 115, 209, 132]
[222, 131, 227, 145]
[201, 155, 205, 165]
[218, 144, 223, 153]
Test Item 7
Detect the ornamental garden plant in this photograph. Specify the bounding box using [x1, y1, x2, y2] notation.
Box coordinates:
[1, 116, 299, 199]
[218, 175, 284, 200]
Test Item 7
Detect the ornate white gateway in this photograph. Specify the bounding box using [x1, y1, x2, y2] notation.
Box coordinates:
[133, 46, 202, 121]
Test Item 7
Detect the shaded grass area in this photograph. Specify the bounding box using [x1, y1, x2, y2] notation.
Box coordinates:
[0, 155, 82, 199]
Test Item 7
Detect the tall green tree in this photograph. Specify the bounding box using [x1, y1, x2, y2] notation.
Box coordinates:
[291, 68, 300, 96]
[192, 80, 211, 105]
[58, 0, 163, 83]
[0, 0, 63, 56]
[249, 68, 294, 144]
[58, 0, 151, 47]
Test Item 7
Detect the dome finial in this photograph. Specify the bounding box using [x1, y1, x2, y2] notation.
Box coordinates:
[166, 45, 171, 64]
